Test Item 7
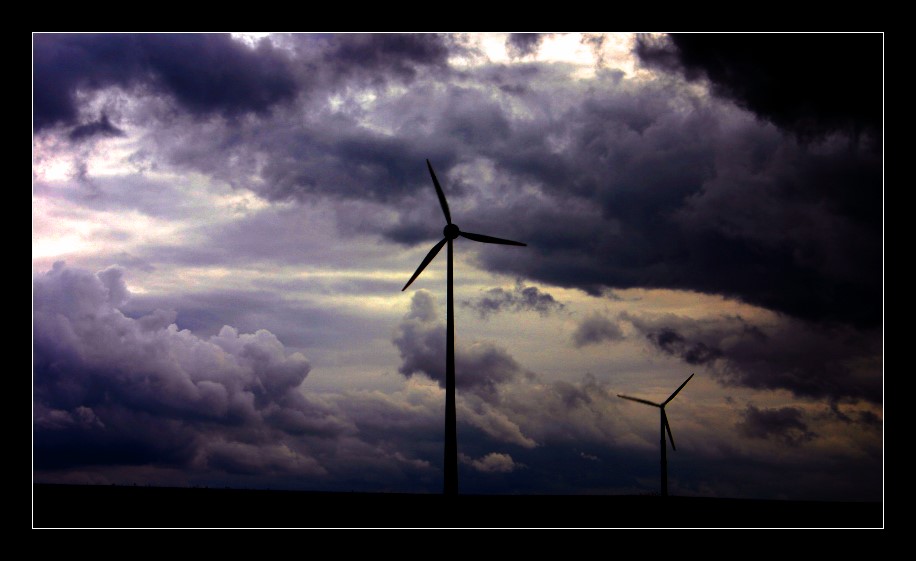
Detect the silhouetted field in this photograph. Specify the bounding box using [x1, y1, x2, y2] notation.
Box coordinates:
[33, 484, 882, 528]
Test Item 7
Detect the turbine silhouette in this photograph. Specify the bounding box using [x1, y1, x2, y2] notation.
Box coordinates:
[617, 373, 694, 497]
[402, 159, 526, 495]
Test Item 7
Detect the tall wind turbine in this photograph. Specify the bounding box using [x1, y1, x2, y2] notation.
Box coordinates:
[617, 373, 694, 497]
[402, 159, 526, 495]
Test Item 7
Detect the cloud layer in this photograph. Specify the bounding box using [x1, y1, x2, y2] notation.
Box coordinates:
[737, 405, 817, 446]
[572, 313, 625, 347]
[624, 311, 882, 404]
[36, 33, 881, 329]
[462, 281, 564, 319]
[32, 264, 881, 499]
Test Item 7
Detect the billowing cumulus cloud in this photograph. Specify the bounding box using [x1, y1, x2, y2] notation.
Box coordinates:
[462, 281, 564, 319]
[571, 313, 625, 347]
[33, 262, 349, 475]
[393, 291, 529, 402]
[623, 311, 882, 404]
[737, 404, 817, 446]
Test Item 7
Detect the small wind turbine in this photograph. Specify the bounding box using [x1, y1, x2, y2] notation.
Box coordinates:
[402, 159, 526, 495]
[617, 373, 694, 497]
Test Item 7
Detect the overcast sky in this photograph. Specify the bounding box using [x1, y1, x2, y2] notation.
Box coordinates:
[33, 33, 883, 500]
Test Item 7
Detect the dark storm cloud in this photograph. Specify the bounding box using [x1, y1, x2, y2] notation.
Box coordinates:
[137, 49, 881, 328]
[645, 328, 723, 365]
[318, 33, 450, 82]
[68, 114, 124, 141]
[737, 404, 817, 446]
[462, 280, 564, 319]
[33, 33, 298, 131]
[635, 33, 882, 140]
[506, 34, 547, 58]
[393, 291, 529, 402]
[257, 128, 440, 204]
[49, 34, 880, 330]
[140, 69, 517, 207]
[571, 313, 625, 347]
[624, 312, 882, 404]
[855, 410, 883, 429]
[454, 71, 882, 328]
[33, 262, 352, 474]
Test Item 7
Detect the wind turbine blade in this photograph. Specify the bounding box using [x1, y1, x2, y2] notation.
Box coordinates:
[663, 373, 695, 406]
[402, 238, 447, 291]
[459, 231, 527, 246]
[427, 159, 451, 225]
[663, 410, 676, 451]
[617, 394, 661, 408]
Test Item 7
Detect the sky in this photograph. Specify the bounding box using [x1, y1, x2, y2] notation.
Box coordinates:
[32, 33, 883, 501]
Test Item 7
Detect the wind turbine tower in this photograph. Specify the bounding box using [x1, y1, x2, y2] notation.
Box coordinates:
[618, 373, 694, 497]
[402, 159, 527, 495]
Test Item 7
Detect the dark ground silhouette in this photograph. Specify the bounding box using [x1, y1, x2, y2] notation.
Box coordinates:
[33, 484, 882, 528]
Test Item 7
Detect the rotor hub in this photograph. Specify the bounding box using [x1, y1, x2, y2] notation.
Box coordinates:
[444, 223, 460, 240]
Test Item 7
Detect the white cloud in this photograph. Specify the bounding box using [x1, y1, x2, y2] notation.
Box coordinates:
[460, 452, 522, 473]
